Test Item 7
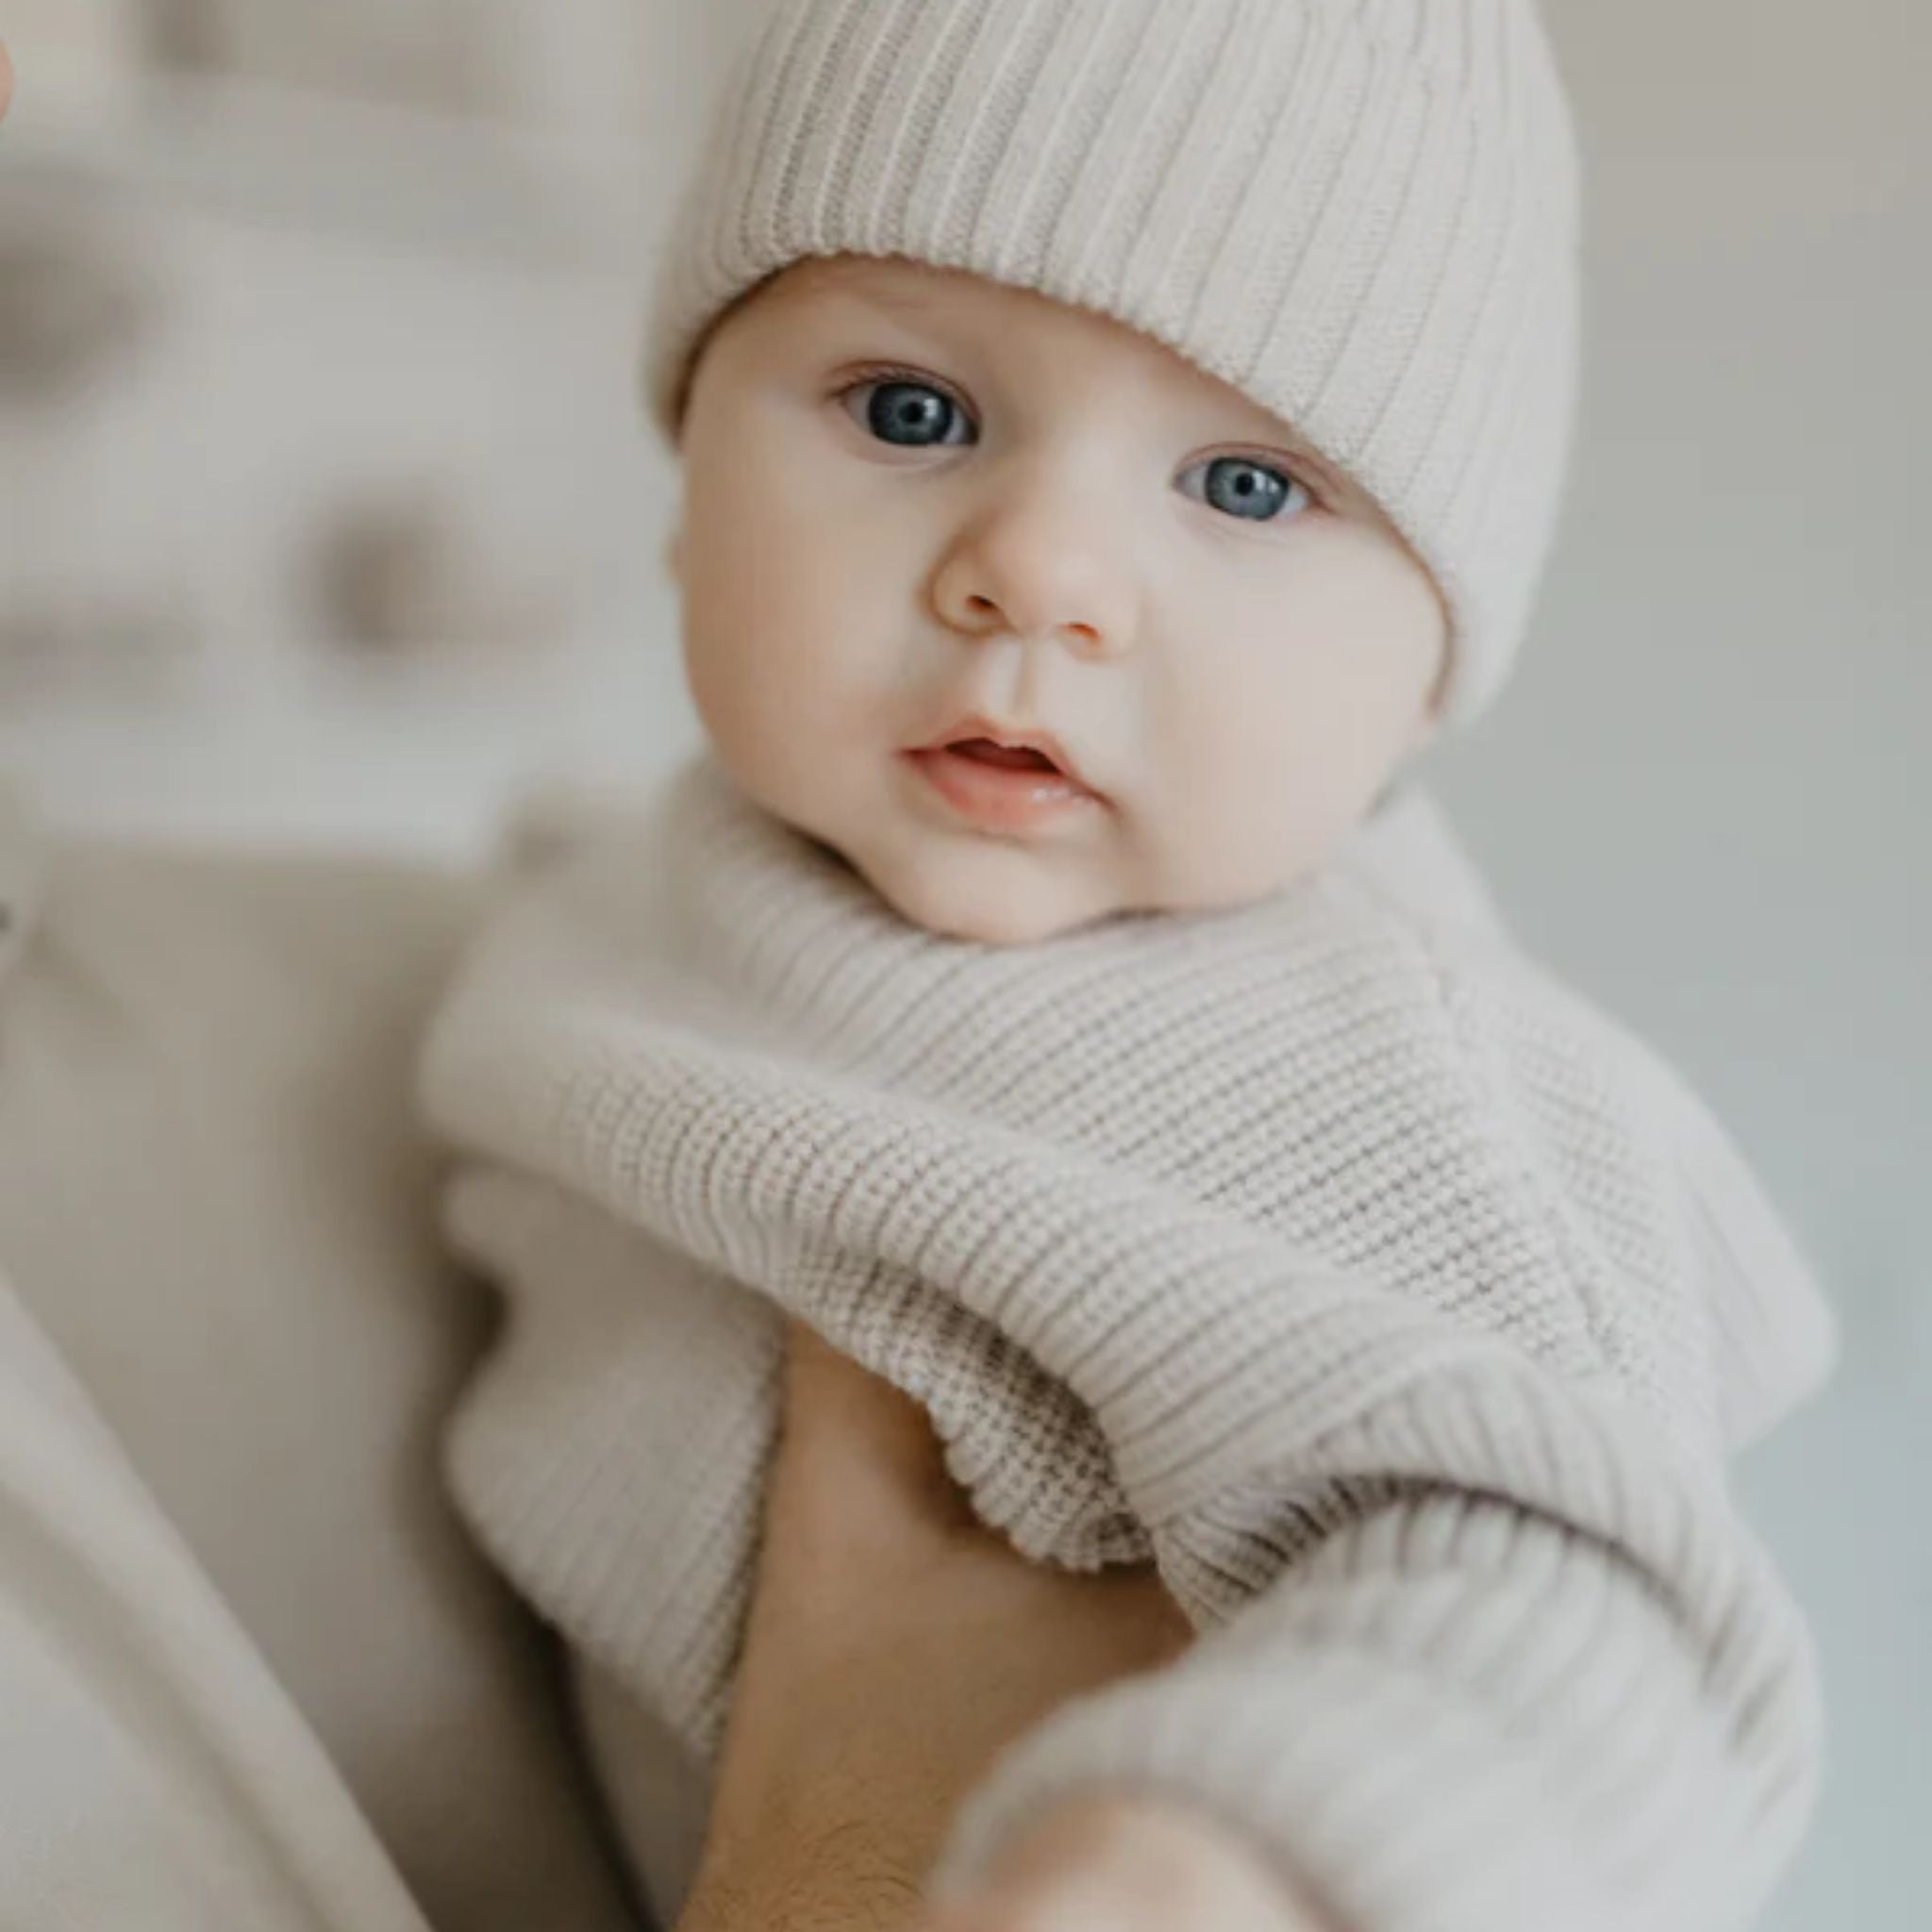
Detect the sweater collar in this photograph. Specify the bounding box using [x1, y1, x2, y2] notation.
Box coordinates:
[438, 745, 1832, 1466]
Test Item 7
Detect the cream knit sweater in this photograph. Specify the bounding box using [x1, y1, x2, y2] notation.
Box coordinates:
[420, 753, 1836, 1932]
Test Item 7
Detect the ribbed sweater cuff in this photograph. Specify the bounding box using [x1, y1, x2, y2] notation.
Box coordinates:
[941, 1663, 1627, 1932]
[933, 1502, 1798, 1932]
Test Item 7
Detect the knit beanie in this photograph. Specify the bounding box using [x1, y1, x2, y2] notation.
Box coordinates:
[642, 0, 1584, 726]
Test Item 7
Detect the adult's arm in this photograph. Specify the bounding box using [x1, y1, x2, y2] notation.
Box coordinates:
[679, 1316, 1817, 1932]
[677, 1327, 1325, 1932]
[0, 777, 635, 1930]
[0, 1256, 432, 1929]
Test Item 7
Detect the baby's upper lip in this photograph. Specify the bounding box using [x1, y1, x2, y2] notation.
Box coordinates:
[917, 714, 1098, 794]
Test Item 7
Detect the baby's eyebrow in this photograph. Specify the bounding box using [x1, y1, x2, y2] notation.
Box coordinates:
[816, 273, 958, 334]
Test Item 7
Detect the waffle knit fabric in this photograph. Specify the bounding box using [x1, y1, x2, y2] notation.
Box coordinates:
[641, 0, 1584, 725]
[418, 753, 1835, 1932]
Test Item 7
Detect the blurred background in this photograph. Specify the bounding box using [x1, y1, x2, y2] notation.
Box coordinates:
[1, 2, 1925, 1924]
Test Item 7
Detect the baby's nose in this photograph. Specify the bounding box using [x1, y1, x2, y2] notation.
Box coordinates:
[961, 594, 1107, 656]
[935, 512, 1137, 660]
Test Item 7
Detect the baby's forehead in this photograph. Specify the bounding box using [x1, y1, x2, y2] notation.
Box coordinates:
[768, 253, 1123, 346]
[764, 254, 1313, 434]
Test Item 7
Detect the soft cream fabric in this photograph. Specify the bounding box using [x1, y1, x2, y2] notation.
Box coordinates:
[0, 1256, 435, 1932]
[643, 0, 1583, 724]
[421, 751, 1835, 1932]
[0, 780, 636, 1932]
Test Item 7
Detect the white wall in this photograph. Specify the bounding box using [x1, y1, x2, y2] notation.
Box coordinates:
[1431, 7, 1931, 1925]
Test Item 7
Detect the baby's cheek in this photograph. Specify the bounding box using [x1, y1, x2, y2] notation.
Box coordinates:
[1144, 689, 1297, 873]
[678, 608, 745, 742]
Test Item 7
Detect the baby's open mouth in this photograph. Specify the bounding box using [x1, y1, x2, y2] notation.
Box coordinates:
[949, 739, 1062, 774]
[906, 732, 1100, 831]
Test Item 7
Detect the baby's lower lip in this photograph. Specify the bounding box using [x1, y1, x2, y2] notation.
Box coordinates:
[904, 745, 1099, 831]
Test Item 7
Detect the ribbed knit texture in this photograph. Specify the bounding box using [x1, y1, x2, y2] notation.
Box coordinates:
[419, 753, 1835, 1932]
[641, 0, 1584, 724]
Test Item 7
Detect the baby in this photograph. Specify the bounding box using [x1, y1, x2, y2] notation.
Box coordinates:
[420, 4, 1837, 1930]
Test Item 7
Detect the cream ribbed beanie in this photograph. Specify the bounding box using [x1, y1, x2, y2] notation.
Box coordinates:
[643, 0, 1584, 725]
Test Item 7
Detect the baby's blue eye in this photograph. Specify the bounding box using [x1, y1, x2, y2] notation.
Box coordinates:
[841, 385, 1310, 523]
[852, 379, 974, 449]
[1179, 456, 1310, 525]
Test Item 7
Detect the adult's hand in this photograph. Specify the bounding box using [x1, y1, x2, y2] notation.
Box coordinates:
[680, 1326, 1335, 1932]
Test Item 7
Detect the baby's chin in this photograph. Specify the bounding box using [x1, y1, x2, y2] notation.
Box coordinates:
[850, 836, 1127, 947]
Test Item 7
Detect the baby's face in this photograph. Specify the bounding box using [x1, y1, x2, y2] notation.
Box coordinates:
[672, 256, 1446, 945]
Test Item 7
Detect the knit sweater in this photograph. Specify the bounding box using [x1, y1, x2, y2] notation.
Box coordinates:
[419, 751, 1836, 1932]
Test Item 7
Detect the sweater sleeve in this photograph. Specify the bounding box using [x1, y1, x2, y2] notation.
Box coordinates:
[927, 878, 1830, 1932]
[931, 953, 1829, 1932]
[934, 1372, 1821, 1932]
